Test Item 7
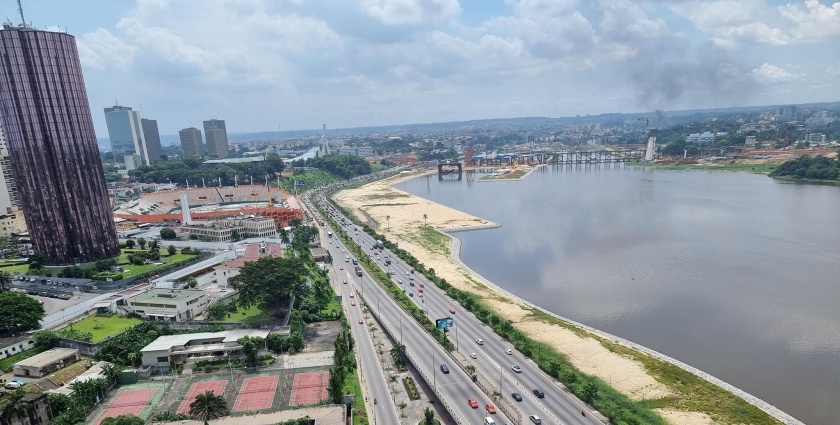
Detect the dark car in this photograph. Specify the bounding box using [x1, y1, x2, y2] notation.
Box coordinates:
[511, 392, 522, 402]
[532, 388, 545, 398]
[440, 364, 450, 374]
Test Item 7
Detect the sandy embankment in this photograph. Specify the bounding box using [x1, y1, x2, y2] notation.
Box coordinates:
[332, 170, 716, 425]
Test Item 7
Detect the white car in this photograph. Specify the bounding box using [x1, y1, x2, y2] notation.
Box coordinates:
[4, 382, 20, 389]
[349, 292, 355, 298]
[476, 339, 484, 345]
[511, 365, 522, 373]
[505, 348, 513, 355]
[469, 352, 477, 359]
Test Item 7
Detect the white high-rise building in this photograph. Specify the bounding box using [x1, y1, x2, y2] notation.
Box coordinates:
[105, 105, 150, 165]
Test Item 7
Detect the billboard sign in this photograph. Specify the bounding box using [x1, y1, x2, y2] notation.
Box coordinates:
[436, 317, 454, 329]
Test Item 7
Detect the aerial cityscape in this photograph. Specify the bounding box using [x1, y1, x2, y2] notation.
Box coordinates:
[0, 1, 837, 425]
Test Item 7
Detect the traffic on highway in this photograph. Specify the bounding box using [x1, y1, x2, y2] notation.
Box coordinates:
[303, 178, 602, 425]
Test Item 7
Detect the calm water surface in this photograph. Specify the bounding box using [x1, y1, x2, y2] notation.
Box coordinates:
[397, 166, 840, 425]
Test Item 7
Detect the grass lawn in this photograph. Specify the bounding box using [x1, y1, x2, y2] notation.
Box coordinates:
[217, 303, 271, 323]
[1, 250, 199, 278]
[117, 251, 196, 276]
[71, 315, 141, 343]
[0, 348, 40, 373]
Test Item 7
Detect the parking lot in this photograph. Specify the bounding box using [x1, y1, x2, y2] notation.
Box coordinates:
[9, 276, 98, 315]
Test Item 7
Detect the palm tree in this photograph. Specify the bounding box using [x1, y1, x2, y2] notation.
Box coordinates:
[423, 407, 436, 425]
[1, 390, 33, 425]
[278, 227, 290, 247]
[423, 214, 427, 226]
[189, 391, 229, 425]
[0, 271, 10, 292]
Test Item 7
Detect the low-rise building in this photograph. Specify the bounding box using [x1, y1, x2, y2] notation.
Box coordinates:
[140, 329, 270, 374]
[0, 335, 36, 361]
[181, 216, 277, 242]
[0, 393, 52, 425]
[12, 348, 80, 378]
[215, 242, 283, 288]
[126, 288, 209, 321]
[745, 135, 757, 147]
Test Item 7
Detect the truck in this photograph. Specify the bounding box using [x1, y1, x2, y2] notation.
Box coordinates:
[327, 231, 333, 238]
[355, 266, 363, 277]
[374, 240, 384, 250]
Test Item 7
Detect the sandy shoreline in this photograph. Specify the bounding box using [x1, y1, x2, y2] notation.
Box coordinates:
[332, 170, 708, 421]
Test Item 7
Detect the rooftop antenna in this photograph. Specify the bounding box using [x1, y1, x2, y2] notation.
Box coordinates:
[17, 0, 26, 28]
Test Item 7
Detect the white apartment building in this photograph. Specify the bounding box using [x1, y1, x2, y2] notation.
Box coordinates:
[181, 216, 277, 242]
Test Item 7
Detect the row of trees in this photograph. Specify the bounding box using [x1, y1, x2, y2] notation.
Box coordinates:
[127, 155, 286, 185]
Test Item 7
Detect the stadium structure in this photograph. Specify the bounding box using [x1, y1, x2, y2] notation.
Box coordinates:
[113, 185, 303, 227]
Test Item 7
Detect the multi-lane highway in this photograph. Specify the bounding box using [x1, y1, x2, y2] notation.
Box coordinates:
[306, 194, 513, 424]
[305, 186, 603, 425]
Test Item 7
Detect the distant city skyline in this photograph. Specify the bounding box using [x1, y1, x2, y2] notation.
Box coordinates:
[5, 1, 839, 136]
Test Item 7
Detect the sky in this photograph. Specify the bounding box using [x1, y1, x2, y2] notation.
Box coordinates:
[4, 0, 840, 136]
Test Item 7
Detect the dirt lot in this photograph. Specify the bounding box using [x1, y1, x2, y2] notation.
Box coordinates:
[302, 321, 342, 353]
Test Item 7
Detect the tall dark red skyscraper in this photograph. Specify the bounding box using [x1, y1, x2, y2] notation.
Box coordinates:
[0, 24, 119, 265]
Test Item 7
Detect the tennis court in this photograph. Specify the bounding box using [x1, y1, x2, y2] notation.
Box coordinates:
[289, 370, 329, 406]
[233, 375, 280, 411]
[93, 388, 156, 425]
[176, 379, 229, 415]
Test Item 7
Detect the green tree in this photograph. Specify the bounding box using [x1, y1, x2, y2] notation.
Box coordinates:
[125, 239, 136, 249]
[137, 238, 147, 250]
[100, 414, 145, 425]
[1, 389, 33, 424]
[583, 380, 599, 404]
[149, 239, 159, 252]
[33, 330, 58, 351]
[160, 228, 177, 240]
[0, 292, 45, 336]
[189, 391, 229, 424]
[101, 363, 123, 387]
[237, 336, 264, 366]
[327, 365, 344, 404]
[0, 271, 10, 292]
[229, 256, 308, 318]
[423, 406, 436, 425]
[167, 245, 177, 255]
[278, 227, 290, 246]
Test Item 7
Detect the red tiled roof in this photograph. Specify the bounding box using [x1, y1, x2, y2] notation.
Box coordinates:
[219, 243, 283, 269]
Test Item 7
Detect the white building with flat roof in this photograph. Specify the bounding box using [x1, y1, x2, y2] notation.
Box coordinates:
[126, 288, 208, 321]
[140, 329, 270, 373]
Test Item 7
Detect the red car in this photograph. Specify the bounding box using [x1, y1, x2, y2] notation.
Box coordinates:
[358, 317, 364, 324]
[351, 300, 356, 306]
[485, 403, 496, 414]
[467, 398, 478, 408]
[449, 308, 456, 314]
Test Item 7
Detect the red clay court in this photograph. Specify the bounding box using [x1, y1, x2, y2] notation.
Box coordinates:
[94, 388, 156, 425]
[177, 380, 228, 415]
[289, 371, 329, 406]
[233, 375, 280, 411]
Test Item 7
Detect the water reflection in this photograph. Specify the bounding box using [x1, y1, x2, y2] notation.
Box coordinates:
[397, 165, 840, 425]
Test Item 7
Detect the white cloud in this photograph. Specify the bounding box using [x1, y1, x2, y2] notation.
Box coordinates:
[361, 0, 460, 25]
[67, 0, 837, 134]
[779, 0, 840, 41]
[78, 28, 135, 70]
[599, 0, 668, 40]
[750, 63, 801, 84]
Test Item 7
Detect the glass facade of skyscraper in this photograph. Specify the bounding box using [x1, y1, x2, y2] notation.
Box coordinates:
[0, 26, 120, 265]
